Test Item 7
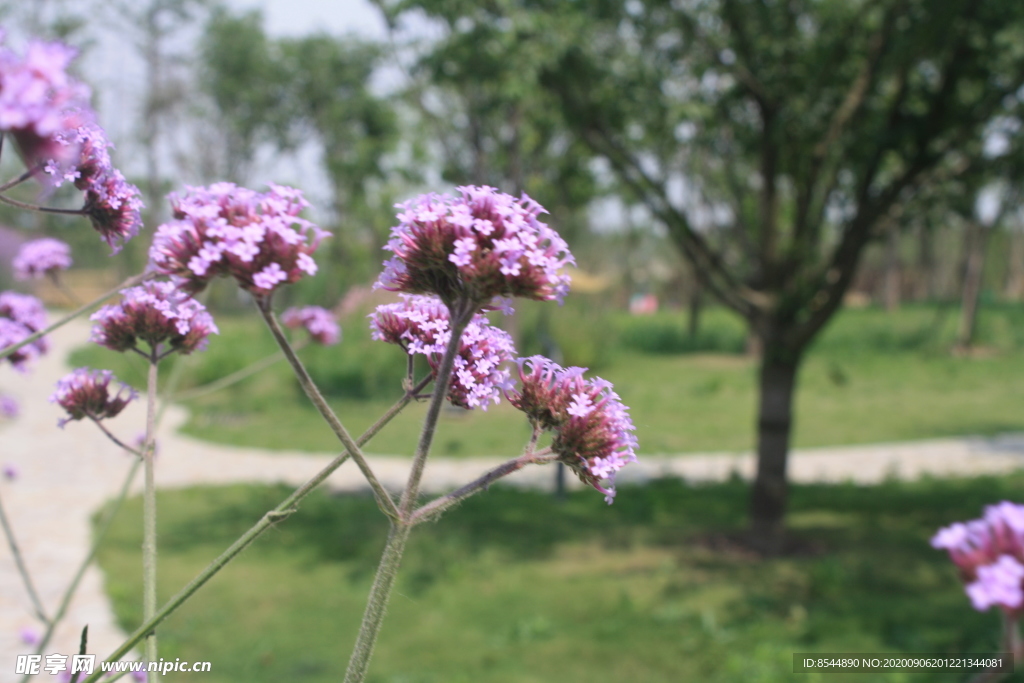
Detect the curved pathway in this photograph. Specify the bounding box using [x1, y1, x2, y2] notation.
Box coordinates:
[2, 317, 1024, 680]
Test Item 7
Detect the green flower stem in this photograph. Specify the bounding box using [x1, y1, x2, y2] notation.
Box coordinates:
[0, 489, 49, 623]
[256, 297, 401, 521]
[343, 306, 472, 683]
[22, 458, 143, 683]
[91, 418, 143, 458]
[410, 450, 558, 525]
[142, 355, 159, 666]
[81, 378, 428, 683]
[0, 271, 151, 363]
[0, 192, 89, 216]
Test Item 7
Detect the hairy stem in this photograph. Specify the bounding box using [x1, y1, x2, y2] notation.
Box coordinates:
[411, 451, 557, 524]
[0, 192, 88, 215]
[82, 379, 426, 682]
[0, 271, 151, 363]
[256, 296, 400, 520]
[0, 488, 49, 623]
[344, 301, 473, 683]
[142, 355, 159, 665]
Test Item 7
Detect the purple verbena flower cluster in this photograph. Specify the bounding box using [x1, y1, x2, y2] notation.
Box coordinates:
[506, 356, 638, 503]
[149, 183, 329, 296]
[376, 186, 574, 308]
[370, 295, 516, 410]
[932, 501, 1024, 612]
[12, 237, 71, 279]
[50, 367, 136, 428]
[282, 306, 341, 346]
[91, 281, 218, 356]
[0, 291, 48, 372]
[0, 37, 92, 179]
[48, 121, 144, 252]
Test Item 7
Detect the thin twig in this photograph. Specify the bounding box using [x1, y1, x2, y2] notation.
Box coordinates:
[256, 296, 401, 521]
[90, 418, 143, 458]
[0, 192, 88, 215]
[0, 488, 49, 623]
[141, 352, 159, 666]
[411, 450, 558, 524]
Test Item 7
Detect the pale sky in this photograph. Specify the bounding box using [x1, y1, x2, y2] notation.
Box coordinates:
[225, 0, 388, 38]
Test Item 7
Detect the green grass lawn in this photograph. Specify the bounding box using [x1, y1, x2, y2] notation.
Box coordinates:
[95, 475, 1024, 682]
[69, 302, 1024, 455]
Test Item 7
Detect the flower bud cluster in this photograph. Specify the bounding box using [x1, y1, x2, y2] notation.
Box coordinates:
[0, 37, 92, 179]
[50, 121, 144, 253]
[0, 291, 48, 371]
[506, 356, 638, 503]
[149, 183, 329, 296]
[933, 501, 1024, 612]
[370, 295, 516, 410]
[376, 186, 573, 307]
[282, 306, 341, 346]
[13, 237, 71, 279]
[50, 367, 136, 428]
[90, 281, 218, 356]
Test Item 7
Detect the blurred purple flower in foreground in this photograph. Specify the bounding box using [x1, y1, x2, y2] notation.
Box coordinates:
[18, 625, 39, 646]
[2, 462, 17, 480]
[506, 356, 638, 503]
[12, 237, 71, 279]
[91, 280, 218, 356]
[0, 37, 91, 180]
[933, 501, 1024, 611]
[376, 186, 574, 309]
[50, 367, 136, 428]
[0, 394, 17, 418]
[149, 183, 329, 297]
[0, 291, 48, 371]
[370, 294, 516, 410]
[282, 306, 340, 346]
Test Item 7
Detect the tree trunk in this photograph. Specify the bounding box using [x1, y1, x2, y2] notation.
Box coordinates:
[957, 220, 990, 350]
[749, 350, 800, 555]
[688, 278, 703, 338]
[883, 224, 901, 311]
[1004, 229, 1024, 301]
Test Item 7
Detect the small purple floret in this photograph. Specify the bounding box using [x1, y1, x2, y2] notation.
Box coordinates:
[12, 237, 72, 279]
[0, 291, 48, 372]
[149, 183, 329, 296]
[933, 501, 1024, 613]
[0, 395, 18, 418]
[506, 356, 638, 503]
[50, 367, 137, 427]
[282, 306, 341, 346]
[376, 186, 574, 308]
[370, 295, 516, 410]
[90, 281, 218, 355]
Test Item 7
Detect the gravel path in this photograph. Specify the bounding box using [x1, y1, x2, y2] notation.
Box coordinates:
[2, 316, 1023, 681]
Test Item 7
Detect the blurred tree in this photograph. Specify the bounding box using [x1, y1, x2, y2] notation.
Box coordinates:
[199, 8, 402, 296]
[373, 0, 602, 246]
[527, 0, 1024, 552]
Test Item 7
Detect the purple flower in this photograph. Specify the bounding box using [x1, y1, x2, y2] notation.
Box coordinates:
[0, 291, 48, 371]
[90, 281, 218, 356]
[933, 501, 1024, 612]
[376, 186, 574, 309]
[149, 183, 329, 296]
[50, 367, 137, 428]
[0, 394, 17, 418]
[131, 671, 147, 682]
[3, 463, 17, 480]
[282, 306, 341, 345]
[18, 625, 40, 646]
[506, 356, 638, 503]
[966, 555, 1024, 611]
[0, 38, 93, 181]
[12, 237, 72, 279]
[370, 295, 516, 410]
